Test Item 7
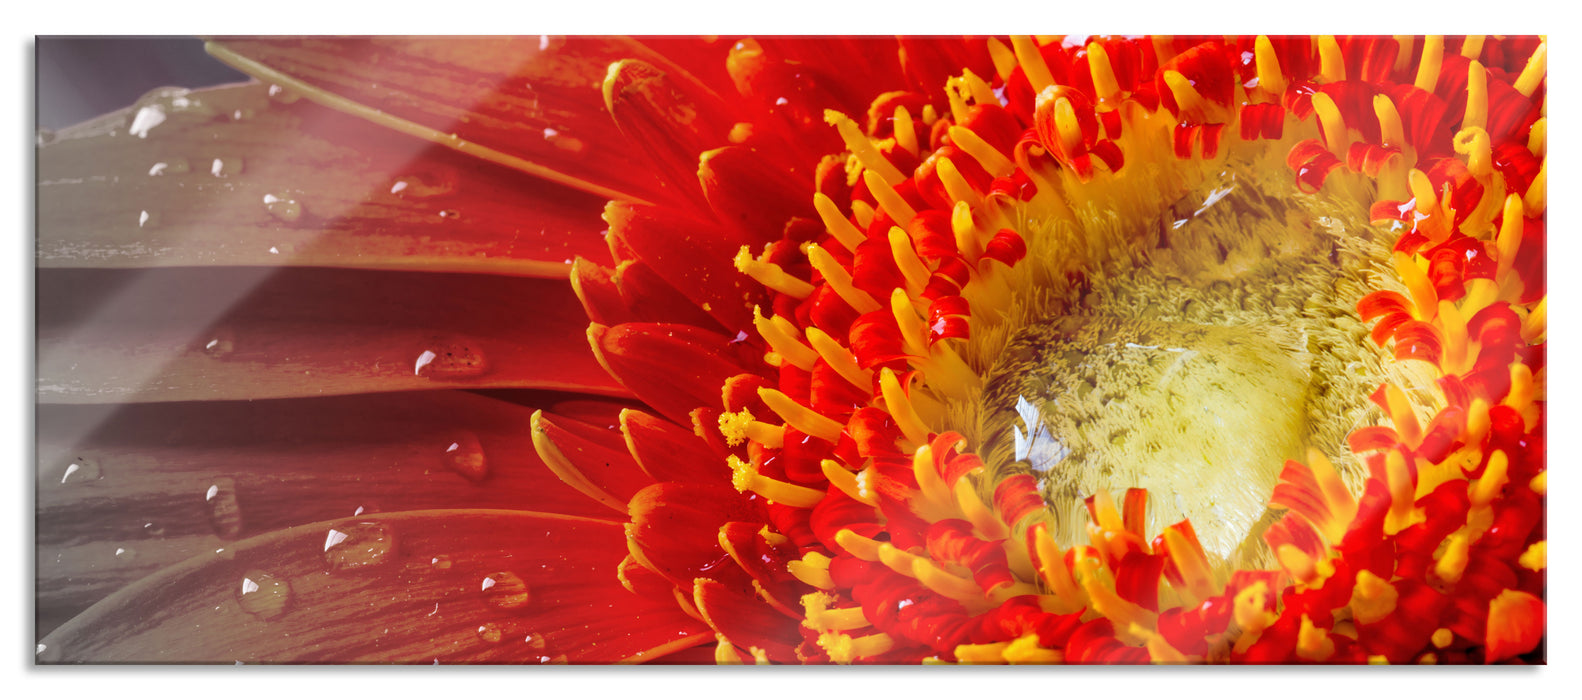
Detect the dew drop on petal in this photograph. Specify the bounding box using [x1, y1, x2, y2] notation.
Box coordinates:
[476, 623, 504, 644]
[35, 643, 62, 663]
[323, 521, 396, 571]
[237, 571, 291, 620]
[128, 104, 168, 138]
[267, 84, 300, 104]
[142, 522, 166, 537]
[209, 157, 244, 178]
[441, 432, 489, 482]
[542, 127, 586, 154]
[479, 571, 531, 610]
[429, 555, 453, 571]
[204, 477, 244, 539]
[148, 158, 190, 176]
[201, 330, 235, 358]
[57, 456, 103, 485]
[414, 338, 490, 379]
[137, 210, 159, 229]
[389, 165, 458, 199]
[262, 193, 303, 222]
[114, 546, 138, 562]
[438, 209, 462, 220]
[522, 632, 547, 652]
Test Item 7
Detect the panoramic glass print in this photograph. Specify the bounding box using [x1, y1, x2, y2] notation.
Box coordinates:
[36, 35, 1547, 664]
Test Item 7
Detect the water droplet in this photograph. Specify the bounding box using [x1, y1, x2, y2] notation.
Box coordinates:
[323, 521, 395, 571]
[437, 209, 462, 220]
[148, 158, 191, 176]
[230, 108, 257, 121]
[57, 456, 103, 485]
[143, 522, 166, 537]
[262, 193, 303, 222]
[523, 633, 547, 652]
[209, 157, 244, 178]
[205, 477, 244, 539]
[237, 571, 292, 620]
[35, 642, 62, 662]
[35, 643, 46, 655]
[542, 127, 586, 154]
[267, 84, 300, 104]
[479, 571, 531, 610]
[201, 330, 235, 357]
[137, 210, 160, 229]
[476, 623, 504, 644]
[128, 104, 168, 138]
[441, 432, 489, 482]
[429, 555, 453, 571]
[114, 546, 138, 562]
[388, 167, 458, 199]
[414, 338, 490, 379]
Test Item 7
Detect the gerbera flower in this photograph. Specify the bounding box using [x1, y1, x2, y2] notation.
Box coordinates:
[36, 33, 1545, 665]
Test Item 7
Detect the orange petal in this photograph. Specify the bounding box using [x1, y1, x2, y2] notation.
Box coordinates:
[36, 391, 619, 632]
[37, 510, 710, 663]
[37, 267, 624, 402]
[38, 82, 611, 276]
[209, 37, 674, 205]
[1484, 589, 1544, 663]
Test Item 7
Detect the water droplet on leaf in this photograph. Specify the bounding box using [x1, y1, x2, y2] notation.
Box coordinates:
[476, 623, 504, 644]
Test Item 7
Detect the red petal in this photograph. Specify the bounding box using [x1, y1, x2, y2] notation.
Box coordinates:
[211, 37, 674, 204]
[605, 202, 769, 334]
[38, 83, 612, 276]
[37, 267, 622, 403]
[534, 410, 656, 506]
[589, 322, 764, 426]
[626, 482, 757, 590]
[693, 578, 801, 663]
[38, 510, 709, 663]
[36, 392, 618, 633]
[621, 409, 725, 483]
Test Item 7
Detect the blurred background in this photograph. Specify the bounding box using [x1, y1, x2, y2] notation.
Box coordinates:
[37, 37, 249, 130]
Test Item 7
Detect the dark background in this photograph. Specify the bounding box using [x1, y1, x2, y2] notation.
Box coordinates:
[37, 37, 250, 130]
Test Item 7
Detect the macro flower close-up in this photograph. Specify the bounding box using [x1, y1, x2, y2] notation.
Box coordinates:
[34, 30, 1547, 667]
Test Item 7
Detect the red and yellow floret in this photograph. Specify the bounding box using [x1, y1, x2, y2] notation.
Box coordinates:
[537, 35, 1545, 664]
